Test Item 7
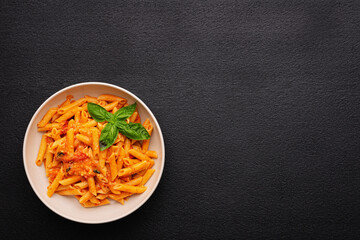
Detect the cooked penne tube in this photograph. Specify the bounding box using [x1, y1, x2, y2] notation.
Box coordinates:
[87, 177, 97, 196]
[47, 167, 64, 197]
[91, 128, 100, 159]
[123, 138, 131, 157]
[66, 128, 74, 156]
[79, 191, 93, 204]
[52, 98, 71, 122]
[79, 110, 88, 123]
[128, 149, 151, 161]
[89, 196, 101, 204]
[51, 128, 61, 141]
[50, 137, 65, 150]
[55, 184, 71, 192]
[124, 176, 142, 186]
[118, 161, 149, 177]
[85, 95, 98, 103]
[37, 123, 62, 132]
[58, 97, 86, 114]
[108, 185, 120, 194]
[148, 159, 155, 169]
[140, 169, 155, 186]
[55, 107, 82, 122]
[97, 94, 127, 104]
[129, 111, 138, 123]
[113, 184, 147, 193]
[36, 135, 48, 166]
[145, 150, 158, 159]
[112, 106, 118, 114]
[78, 127, 91, 137]
[142, 119, 153, 152]
[99, 148, 107, 169]
[45, 147, 53, 177]
[104, 101, 118, 111]
[57, 189, 83, 196]
[59, 176, 82, 185]
[96, 194, 109, 200]
[76, 134, 92, 146]
[108, 192, 133, 200]
[74, 111, 80, 123]
[108, 153, 117, 181]
[38, 108, 58, 128]
[123, 158, 141, 167]
[74, 181, 89, 189]
[81, 120, 97, 128]
[82, 198, 110, 208]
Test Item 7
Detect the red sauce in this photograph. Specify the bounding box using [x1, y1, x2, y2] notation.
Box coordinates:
[45, 136, 53, 144]
[64, 158, 97, 177]
[59, 145, 97, 177]
[60, 121, 69, 135]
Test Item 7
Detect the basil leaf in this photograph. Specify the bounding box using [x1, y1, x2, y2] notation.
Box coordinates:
[115, 121, 151, 140]
[99, 123, 118, 151]
[87, 102, 113, 122]
[113, 103, 137, 121]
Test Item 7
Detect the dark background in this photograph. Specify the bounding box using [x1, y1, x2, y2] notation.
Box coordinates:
[1, 1, 360, 239]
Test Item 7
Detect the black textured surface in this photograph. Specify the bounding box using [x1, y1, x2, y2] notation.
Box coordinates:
[1, 1, 360, 239]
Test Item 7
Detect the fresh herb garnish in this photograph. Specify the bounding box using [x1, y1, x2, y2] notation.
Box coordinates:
[87, 102, 150, 151]
[66, 167, 71, 172]
[93, 169, 100, 174]
[57, 152, 64, 158]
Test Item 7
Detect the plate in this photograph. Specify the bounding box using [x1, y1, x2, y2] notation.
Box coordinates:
[23, 82, 165, 223]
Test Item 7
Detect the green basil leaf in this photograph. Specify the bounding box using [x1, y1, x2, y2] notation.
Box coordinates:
[113, 103, 137, 121]
[115, 121, 151, 140]
[99, 123, 118, 151]
[87, 102, 113, 122]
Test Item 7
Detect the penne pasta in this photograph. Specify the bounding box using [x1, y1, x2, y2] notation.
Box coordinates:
[74, 181, 89, 189]
[38, 108, 58, 127]
[118, 161, 149, 177]
[55, 107, 82, 122]
[79, 191, 93, 204]
[47, 167, 64, 197]
[82, 198, 110, 208]
[104, 101, 118, 111]
[128, 149, 151, 161]
[66, 128, 74, 156]
[145, 150, 158, 159]
[97, 94, 127, 104]
[125, 176, 143, 186]
[91, 128, 100, 159]
[58, 98, 86, 115]
[81, 120, 97, 128]
[113, 184, 147, 193]
[36, 135, 48, 166]
[76, 134, 92, 146]
[85, 95, 98, 103]
[140, 169, 155, 186]
[87, 177, 97, 196]
[36, 95, 157, 207]
[37, 123, 62, 132]
[80, 110, 88, 123]
[108, 153, 117, 181]
[57, 189, 83, 196]
[45, 147, 53, 177]
[59, 176, 82, 185]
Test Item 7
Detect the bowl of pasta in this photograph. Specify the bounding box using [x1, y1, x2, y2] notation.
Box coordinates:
[23, 82, 165, 223]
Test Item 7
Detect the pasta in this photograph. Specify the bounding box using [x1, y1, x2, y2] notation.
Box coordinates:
[36, 95, 157, 207]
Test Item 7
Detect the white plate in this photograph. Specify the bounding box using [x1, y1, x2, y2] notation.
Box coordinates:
[23, 82, 165, 223]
